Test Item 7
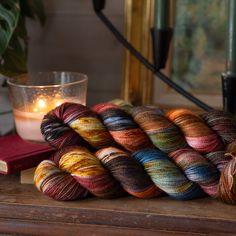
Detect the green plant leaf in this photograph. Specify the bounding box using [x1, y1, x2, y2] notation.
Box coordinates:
[0, 0, 20, 56]
[0, 0, 45, 77]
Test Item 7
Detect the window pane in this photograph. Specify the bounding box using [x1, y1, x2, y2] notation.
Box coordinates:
[172, 0, 227, 94]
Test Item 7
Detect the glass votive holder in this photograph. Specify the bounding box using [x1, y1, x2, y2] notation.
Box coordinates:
[7, 72, 88, 142]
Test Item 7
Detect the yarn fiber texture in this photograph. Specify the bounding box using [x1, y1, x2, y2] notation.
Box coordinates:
[34, 159, 88, 201]
[169, 148, 219, 197]
[41, 103, 114, 149]
[92, 103, 153, 152]
[37, 101, 236, 204]
[201, 110, 236, 144]
[131, 106, 220, 197]
[132, 106, 187, 153]
[35, 146, 125, 199]
[132, 148, 204, 200]
[166, 109, 224, 153]
[218, 152, 236, 204]
[95, 147, 160, 198]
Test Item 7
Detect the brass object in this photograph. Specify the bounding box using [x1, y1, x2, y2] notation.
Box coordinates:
[122, 0, 154, 105]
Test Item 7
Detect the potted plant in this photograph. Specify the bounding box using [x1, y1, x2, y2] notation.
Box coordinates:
[0, 0, 45, 77]
[0, 0, 45, 135]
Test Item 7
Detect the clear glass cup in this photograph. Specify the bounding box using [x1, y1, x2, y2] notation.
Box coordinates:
[7, 72, 88, 142]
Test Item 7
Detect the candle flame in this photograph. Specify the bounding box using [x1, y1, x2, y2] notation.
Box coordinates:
[31, 96, 65, 113]
[37, 99, 46, 108]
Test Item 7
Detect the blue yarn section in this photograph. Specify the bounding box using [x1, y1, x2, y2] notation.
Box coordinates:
[100, 109, 137, 131]
[132, 149, 204, 200]
[103, 116, 135, 130]
[184, 163, 219, 184]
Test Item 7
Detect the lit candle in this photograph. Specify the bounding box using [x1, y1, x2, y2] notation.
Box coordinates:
[8, 72, 88, 142]
[13, 96, 84, 142]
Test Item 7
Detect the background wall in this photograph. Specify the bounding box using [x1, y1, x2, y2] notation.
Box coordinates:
[27, 0, 124, 106]
[0, 0, 124, 135]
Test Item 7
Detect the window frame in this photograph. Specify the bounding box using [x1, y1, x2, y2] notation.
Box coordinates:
[123, 0, 223, 110]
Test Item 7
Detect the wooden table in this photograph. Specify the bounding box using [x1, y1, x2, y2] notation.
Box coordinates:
[0, 174, 235, 236]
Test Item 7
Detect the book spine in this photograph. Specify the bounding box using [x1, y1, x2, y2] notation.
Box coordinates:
[1, 150, 53, 175]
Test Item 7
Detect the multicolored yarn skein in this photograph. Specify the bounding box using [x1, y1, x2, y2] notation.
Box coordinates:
[132, 148, 203, 199]
[166, 109, 224, 153]
[41, 103, 115, 149]
[200, 111, 236, 174]
[95, 147, 160, 198]
[131, 106, 220, 197]
[35, 145, 162, 199]
[201, 110, 236, 144]
[36, 101, 236, 204]
[35, 146, 124, 200]
[92, 103, 210, 198]
[91, 103, 153, 152]
[131, 106, 187, 153]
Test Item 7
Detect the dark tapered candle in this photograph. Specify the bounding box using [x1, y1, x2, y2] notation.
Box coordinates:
[154, 0, 169, 29]
[227, 0, 236, 75]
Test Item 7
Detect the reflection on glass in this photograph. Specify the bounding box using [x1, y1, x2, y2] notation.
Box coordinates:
[172, 0, 227, 94]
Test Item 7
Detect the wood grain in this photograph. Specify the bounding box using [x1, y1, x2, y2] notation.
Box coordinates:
[0, 174, 235, 235]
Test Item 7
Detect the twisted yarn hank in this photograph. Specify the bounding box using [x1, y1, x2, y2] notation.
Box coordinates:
[40, 111, 82, 149]
[95, 147, 161, 198]
[132, 148, 204, 200]
[205, 151, 229, 172]
[201, 110, 236, 144]
[109, 98, 134, 113]
[131, 106, 187, 153]
[217, 142, 236, 203]
[169, 148, 219, 197]
[131, 106, 220, 197]
[218, 156, 236, 204]
[41, 103, 114, 149]
[35, 146, 125, 200]
[166, 109, 224, 153]
[92, 103, 153, 152]
[37, 101, 236, 204]
[34, 160, 88, 201]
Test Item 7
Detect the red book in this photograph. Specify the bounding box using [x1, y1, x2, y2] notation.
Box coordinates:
[0, 135, 54, 175]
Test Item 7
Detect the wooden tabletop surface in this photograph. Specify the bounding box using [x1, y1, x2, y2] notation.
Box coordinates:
[0, 174, 235, 236]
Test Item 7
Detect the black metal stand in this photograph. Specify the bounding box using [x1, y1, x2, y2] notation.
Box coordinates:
[92, 0, 214, 111]
[222, 73, 236, 114]
[92, 0, 105, 12]
[151, 27, 173, 70]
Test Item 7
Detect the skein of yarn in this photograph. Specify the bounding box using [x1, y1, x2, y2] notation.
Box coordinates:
[169, 148, 219, 197]
[34, 160, 88, 201]
[131, 106, 187, 153]
[218, 156, 236, 204]
[205, 151, 229, 172]
[131, 106, 220, 197]
[166, 109, 224, 153]
[132, 148, 204, 200]
[37, 101, 236, 204]
[35, 146, 125, 200]
[41, 103, 114, 149]
[201, 110, 236, 144]
[92, 103, 153, 152]
[95, 147, 161, 198]
[218, 143, 236, 203]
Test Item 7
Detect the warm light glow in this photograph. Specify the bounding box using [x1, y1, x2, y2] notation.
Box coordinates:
[31, 96, 64, 113]
[55, 100, 63, 107]
[37, 99, 46, 108]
